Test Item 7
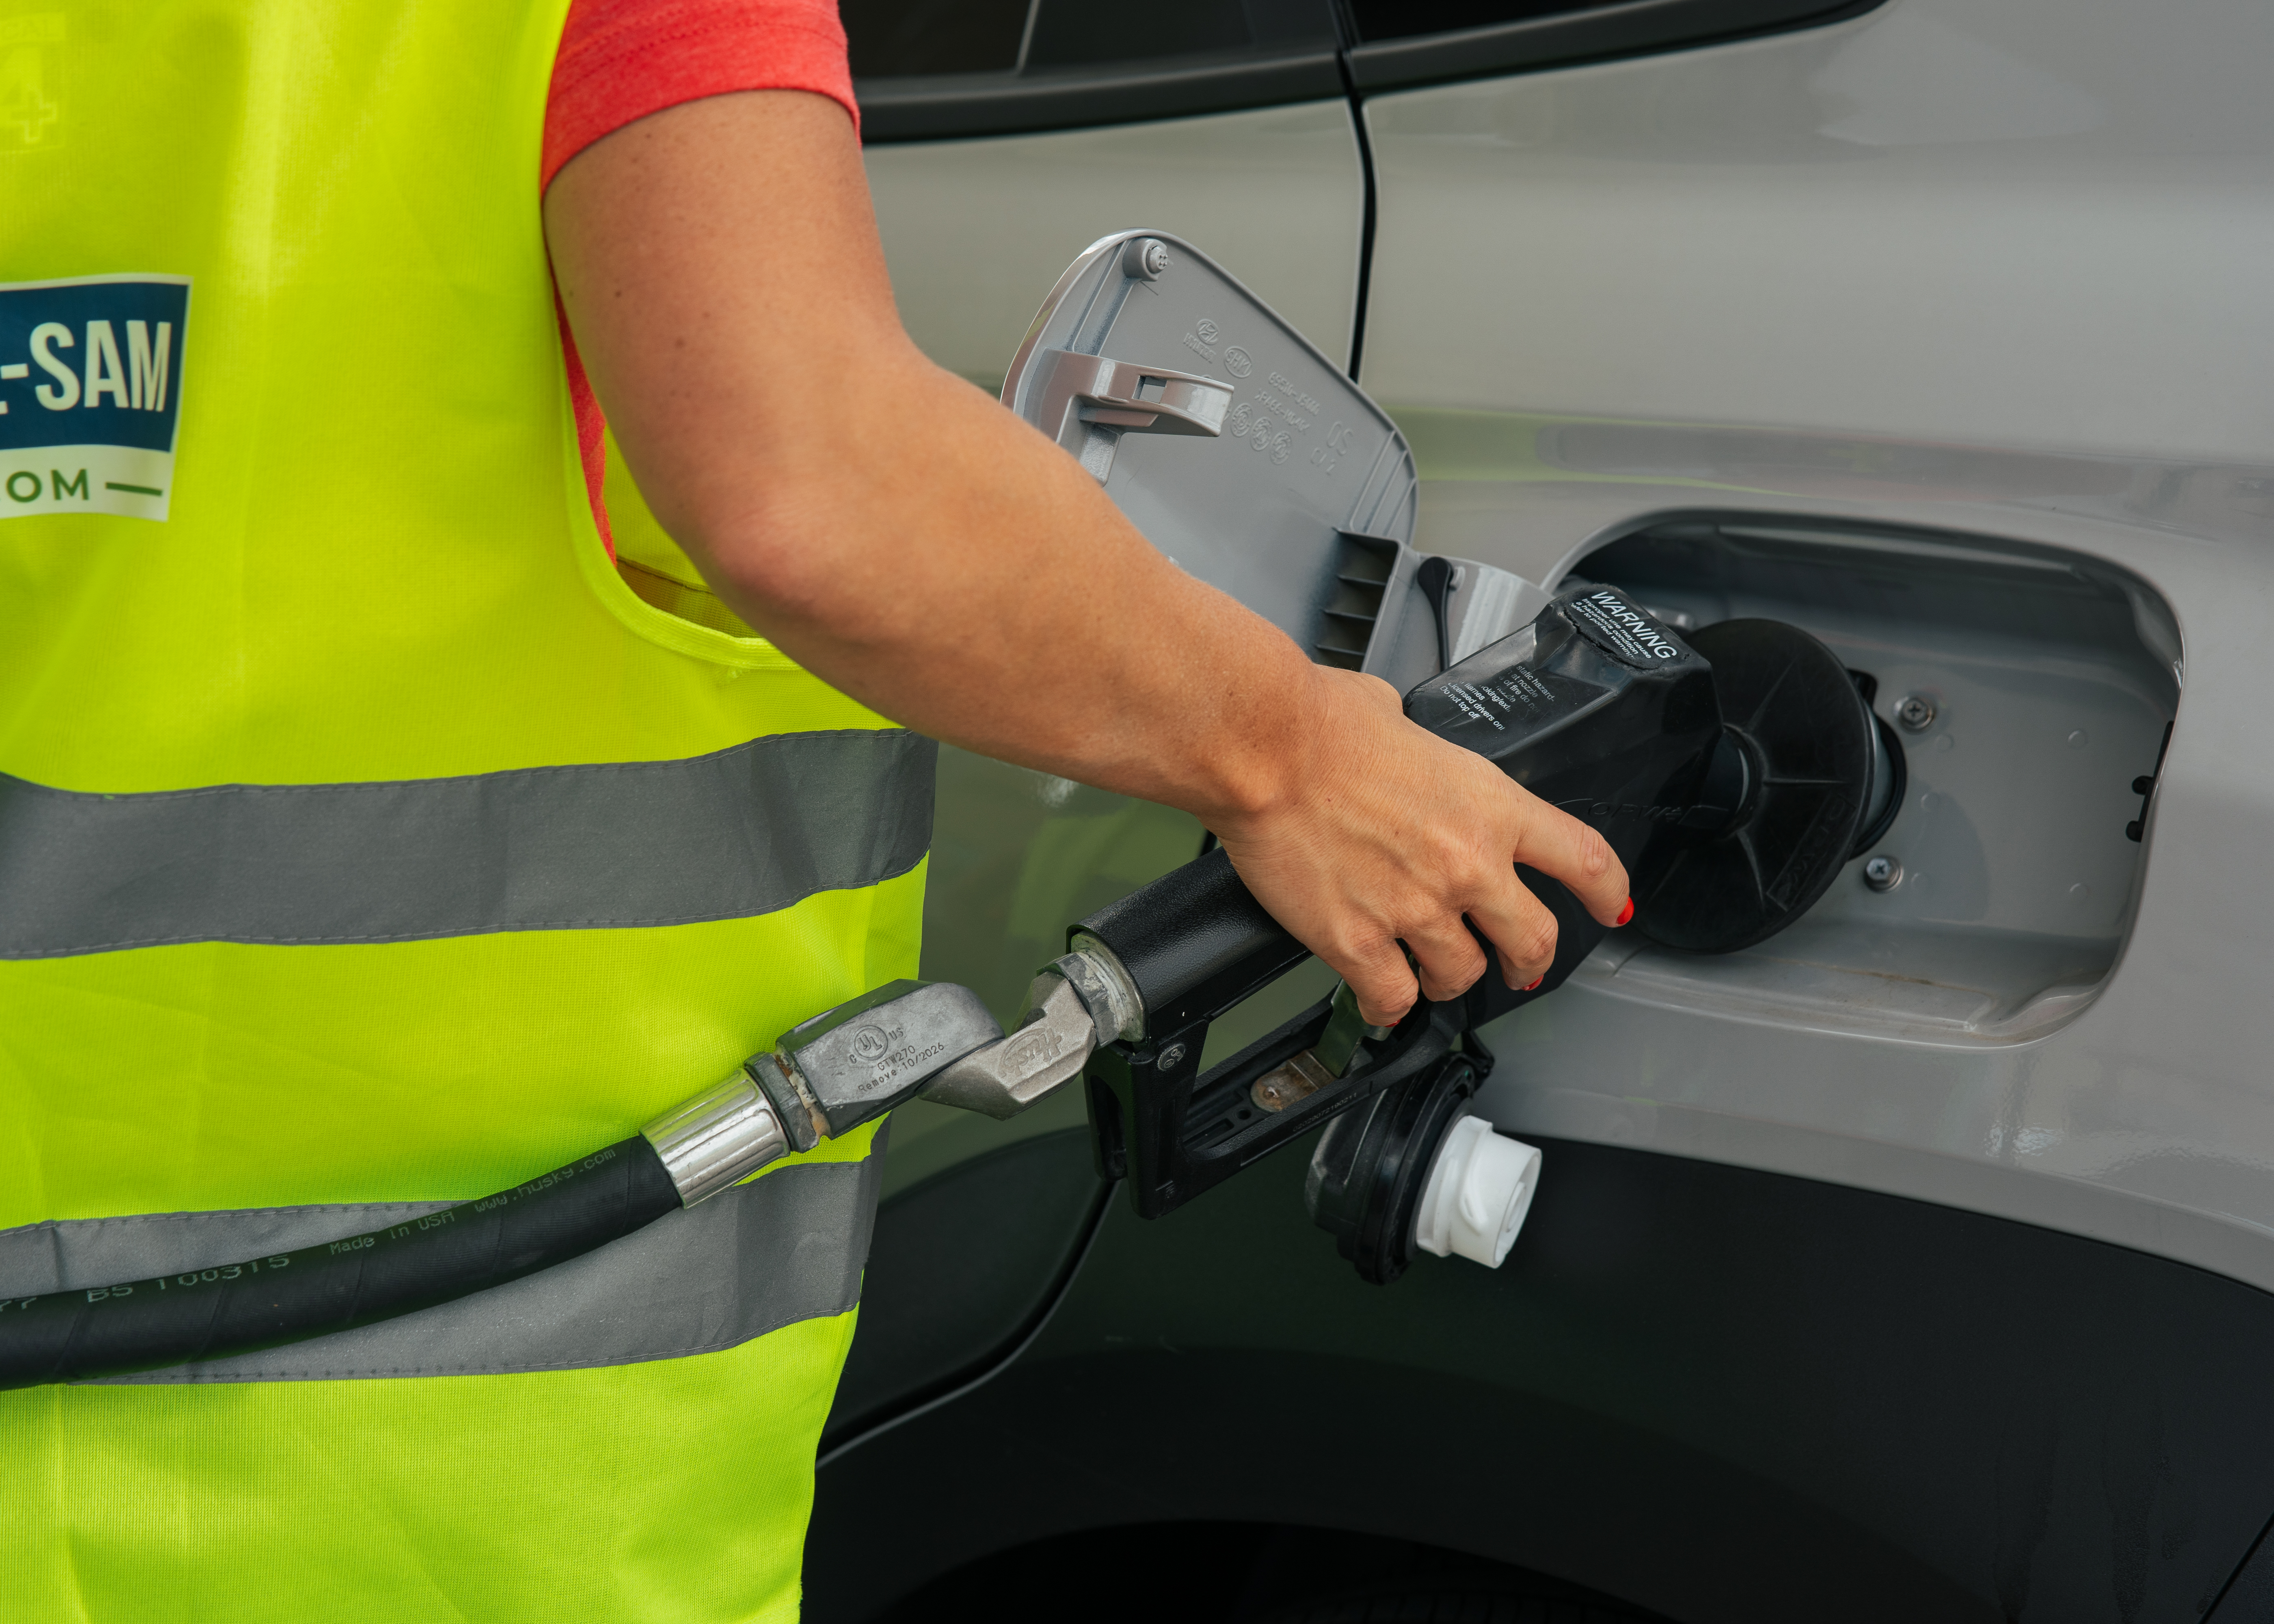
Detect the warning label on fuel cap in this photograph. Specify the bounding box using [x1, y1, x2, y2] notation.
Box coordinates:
[1563, 589, 1688, 668]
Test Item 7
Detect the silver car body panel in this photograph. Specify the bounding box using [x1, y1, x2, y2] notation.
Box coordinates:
[866, 97, 1367, 386]
[1362, 0, 2274, 466]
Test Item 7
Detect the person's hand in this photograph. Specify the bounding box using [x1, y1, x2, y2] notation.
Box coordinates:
[1211, 665, 1632, 1027]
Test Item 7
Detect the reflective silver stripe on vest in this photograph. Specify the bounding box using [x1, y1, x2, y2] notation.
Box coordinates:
[0, 1134, 885, 1383]
[0, 729, 936, 959]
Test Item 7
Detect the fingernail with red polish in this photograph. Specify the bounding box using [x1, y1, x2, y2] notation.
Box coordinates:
[1615, 897, 1635, 927]
[1524, 975, 1544, 991]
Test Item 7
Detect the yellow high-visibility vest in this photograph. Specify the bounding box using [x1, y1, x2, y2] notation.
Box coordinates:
[0, 5, 925, 1619]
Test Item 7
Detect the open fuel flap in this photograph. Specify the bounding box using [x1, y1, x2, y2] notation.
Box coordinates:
[1007, 230, 1457, 684]
[1002, 232, 1571, 688]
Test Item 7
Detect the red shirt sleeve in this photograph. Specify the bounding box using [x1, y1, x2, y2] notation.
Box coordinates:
[544, 0, 858, 190]
[542, 0, 860, 557]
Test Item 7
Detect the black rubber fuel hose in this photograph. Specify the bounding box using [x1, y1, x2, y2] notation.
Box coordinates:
[0, 1136, 680, 1391]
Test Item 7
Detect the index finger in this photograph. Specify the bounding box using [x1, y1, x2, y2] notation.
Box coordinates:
[1506, 787, 1630, 926]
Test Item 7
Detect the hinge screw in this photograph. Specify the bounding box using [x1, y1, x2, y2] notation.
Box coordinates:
[1122, 238, 1171, 281]
[1894, 694, 1937, 731]
[1863, 854, 1903, 892]
[1156, 1041, 1189, 1070]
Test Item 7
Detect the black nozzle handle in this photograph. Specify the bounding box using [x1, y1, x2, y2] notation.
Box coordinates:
[1073, 845, 1309, 1038]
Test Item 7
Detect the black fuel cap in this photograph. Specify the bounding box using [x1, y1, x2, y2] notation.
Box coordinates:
[1632, 618, 1879, 954]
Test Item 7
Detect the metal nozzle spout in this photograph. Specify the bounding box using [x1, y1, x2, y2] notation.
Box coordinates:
[919, 965, 1100, 1120]
[918, 943, 1144, 1119]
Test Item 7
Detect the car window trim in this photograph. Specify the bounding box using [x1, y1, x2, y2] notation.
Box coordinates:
[1345, 0, 1883, 94]
[858, 50, 1345, 144]
[854, 0, 1886, 144]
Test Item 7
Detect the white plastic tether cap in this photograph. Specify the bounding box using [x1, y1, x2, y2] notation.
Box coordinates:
[1414, 1113, 1541, 1268]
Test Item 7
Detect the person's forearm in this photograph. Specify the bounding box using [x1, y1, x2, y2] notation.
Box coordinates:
[547, 93, 1320, 832]
[665, 349, 1332, 830]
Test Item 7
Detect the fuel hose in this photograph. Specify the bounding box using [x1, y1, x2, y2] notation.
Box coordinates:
[0, 1136, 681, 1391]
[0, 978, 1012, 1391]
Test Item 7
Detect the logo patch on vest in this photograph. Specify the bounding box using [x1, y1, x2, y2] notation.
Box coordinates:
[0, 274, 189, 522]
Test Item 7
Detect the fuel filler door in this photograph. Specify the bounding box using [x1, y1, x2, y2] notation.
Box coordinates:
[1002, 230, 1442, 683]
